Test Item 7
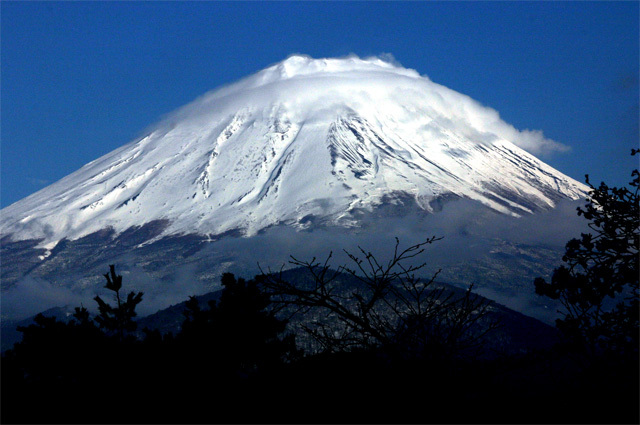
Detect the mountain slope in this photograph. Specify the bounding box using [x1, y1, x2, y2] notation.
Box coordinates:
[0, 55, 587, 250]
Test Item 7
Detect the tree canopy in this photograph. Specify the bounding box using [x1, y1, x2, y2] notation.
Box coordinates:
[535, 149, 639, 358]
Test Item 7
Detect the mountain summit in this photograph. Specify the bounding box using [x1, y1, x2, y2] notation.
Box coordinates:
[1, 55, 587, 248]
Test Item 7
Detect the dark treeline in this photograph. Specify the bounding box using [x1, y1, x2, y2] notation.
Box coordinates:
[2, 152, 638, 424]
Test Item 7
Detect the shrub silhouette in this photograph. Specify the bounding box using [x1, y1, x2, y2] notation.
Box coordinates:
[7, 307, 105, 384]
[2, 307, 110, 423]
[177, 272, 298, 380]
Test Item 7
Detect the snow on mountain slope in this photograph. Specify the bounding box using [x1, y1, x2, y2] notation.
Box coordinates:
[0, 55, 588, 248]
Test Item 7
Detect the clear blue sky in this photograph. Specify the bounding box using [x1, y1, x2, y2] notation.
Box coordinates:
[2, 1, 638, 209]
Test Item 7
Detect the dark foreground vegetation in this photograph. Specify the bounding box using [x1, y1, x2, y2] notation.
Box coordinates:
[2, 152, 638, 424]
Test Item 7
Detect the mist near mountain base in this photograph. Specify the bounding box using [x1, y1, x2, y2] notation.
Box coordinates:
[1, 197, 587, 323]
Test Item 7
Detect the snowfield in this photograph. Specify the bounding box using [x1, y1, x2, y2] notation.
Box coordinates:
[0, 55, 588, 249]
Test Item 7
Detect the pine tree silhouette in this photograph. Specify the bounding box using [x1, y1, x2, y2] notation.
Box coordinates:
[94, 264, 143, 341]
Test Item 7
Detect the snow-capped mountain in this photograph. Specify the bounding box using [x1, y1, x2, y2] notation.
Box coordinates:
[1, 55, 587, 250]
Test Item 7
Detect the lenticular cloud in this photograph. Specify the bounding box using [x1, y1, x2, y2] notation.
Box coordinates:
[172, 54, 568, 156]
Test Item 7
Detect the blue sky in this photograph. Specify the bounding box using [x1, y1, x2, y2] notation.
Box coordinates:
[1, 1, 638, 209]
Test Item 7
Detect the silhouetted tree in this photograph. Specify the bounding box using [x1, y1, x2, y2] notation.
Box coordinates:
[7, 310, 104, 385]
[1, 265, 150, 423]
[262, 237, 498, 361]
[94, 264, 143, 341]
[178, 273, 298, 379]
[535, 149, 639, 358]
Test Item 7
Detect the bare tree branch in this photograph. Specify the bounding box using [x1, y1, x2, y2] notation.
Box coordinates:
[260, 237, 498, 360]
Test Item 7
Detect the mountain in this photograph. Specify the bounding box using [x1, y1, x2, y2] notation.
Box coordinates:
[139, 266, 562, 359]
[0, 55, 588, 322]
[1, 55, 586, 249]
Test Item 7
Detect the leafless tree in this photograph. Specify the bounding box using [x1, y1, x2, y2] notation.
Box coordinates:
[261, 237, 499, 360]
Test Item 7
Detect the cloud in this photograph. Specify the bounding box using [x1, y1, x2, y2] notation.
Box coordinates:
[374, 52, 403, 68]
[1, 276, 88, 320]
[420, 84, 570, 156]
[1, 196, 588, 324]
[164, 54, 569, 157]
[121, 263, 220, 317]
[189, 196, 588, 279]
[496, 125, 569, 156]
[0, 262, 221, 321]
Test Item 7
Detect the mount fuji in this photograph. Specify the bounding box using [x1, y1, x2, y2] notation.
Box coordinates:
[1, 55, 589, 322]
